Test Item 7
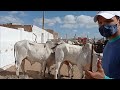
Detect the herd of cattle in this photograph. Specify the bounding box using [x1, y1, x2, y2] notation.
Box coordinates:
[14, 39, 104, 79]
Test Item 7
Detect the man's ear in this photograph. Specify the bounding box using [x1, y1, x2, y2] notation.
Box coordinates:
[116, 16, 120, 24]
[118, 19, 120, 28]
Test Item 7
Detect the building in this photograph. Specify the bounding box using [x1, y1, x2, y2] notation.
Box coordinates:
[0, 23, 59, 40]
[0, 23, 59, 42]
[45, 29, 59, 39]
[0, 23, 32, 32]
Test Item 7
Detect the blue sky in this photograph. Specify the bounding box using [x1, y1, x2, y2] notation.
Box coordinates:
[0, 11, 103, 39]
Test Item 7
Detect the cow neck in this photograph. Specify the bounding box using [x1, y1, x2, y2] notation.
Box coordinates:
[45, 44, 52, 54]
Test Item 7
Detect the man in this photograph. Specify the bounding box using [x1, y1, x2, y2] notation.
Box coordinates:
[85, 11, 120, 79]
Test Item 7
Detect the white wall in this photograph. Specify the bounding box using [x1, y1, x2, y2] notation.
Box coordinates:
[0, 26, 21, 68]
[0, 25, 54, 69]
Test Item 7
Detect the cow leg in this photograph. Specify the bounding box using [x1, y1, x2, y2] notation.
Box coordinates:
[43, 61, 47, 77]
[21, 59, 26, 75]
[39, 67, 42, 76]
[58, 61, 65, 79]
[39, 61, 43, 76]
[77, 64, 83, 79]
[71, 65, 74, 79]
[48, 64, 56, 76]
[43, 63, 47, 77]
[16, 64, 20, 77]
[15, 59, 22, 78]
[15, 54, 20, 77]
[67, 63, 70, 78]
[40, 61, 47, 77]
[47, 66, 51, 75]
[55, 61, 61, 79]
[15, 60, 21, 78]
[79, 66, 83, 79]
[68, 63, 74, 79]
[64, 61, 73, 79]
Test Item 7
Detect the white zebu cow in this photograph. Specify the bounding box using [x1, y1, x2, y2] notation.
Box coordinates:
[14, 40, 56, 77]
[54, 43, 98, 79]
[44, 41, 75, 78]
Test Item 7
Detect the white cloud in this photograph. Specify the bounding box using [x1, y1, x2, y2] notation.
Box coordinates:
[53, 17, 62, 23]
[73, 30, 77, 32]
[19, 11, 26, 16]
[8, 11, 18, 14]
[33, 18, 42, 26]
[8, 11, 27, 17]
[60, 15, 78, 29]
[76, 15, 91, 24]
[61, 14, 98, 29]
[33, 17, 62, 26]
[61, 23, 78, 29]
[33, 14, 98, 30]
[0, 15, 24, 24]
[0, 11, 26, 25]
[76, 15, 98, 29]
[63, 15, 76, 24]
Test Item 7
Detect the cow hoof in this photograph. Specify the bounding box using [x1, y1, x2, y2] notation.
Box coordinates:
[17, 76, 19, 79]
[70, 75, 74, 79]
[57, 75, 61, 79]
[24, 75, 29, 79]
[48, 72, 51, 75]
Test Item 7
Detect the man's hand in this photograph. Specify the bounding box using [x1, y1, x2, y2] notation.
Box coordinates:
[85, 60, 105, 79]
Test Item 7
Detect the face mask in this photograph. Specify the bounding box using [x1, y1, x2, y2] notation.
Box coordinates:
[99, 24, 118, 38]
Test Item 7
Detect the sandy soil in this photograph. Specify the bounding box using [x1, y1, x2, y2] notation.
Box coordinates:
[0, 60, 81, 79]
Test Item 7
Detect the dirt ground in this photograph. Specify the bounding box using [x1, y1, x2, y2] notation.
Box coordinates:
[0, 60, 81, 79]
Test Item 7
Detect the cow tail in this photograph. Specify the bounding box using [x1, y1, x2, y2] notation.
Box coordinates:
[14, 44, 16, 64]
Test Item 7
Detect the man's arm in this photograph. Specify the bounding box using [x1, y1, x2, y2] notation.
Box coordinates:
[85, 60, 113, 79]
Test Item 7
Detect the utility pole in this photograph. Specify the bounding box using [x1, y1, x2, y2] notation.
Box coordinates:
[90, 36, 95, 71]
[42, 11, 44, 30]
[74, 34, 76, 39]
[66, 34, 67, 42]
[41, 11, 44, 43]
[66, 34, 67, 39]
